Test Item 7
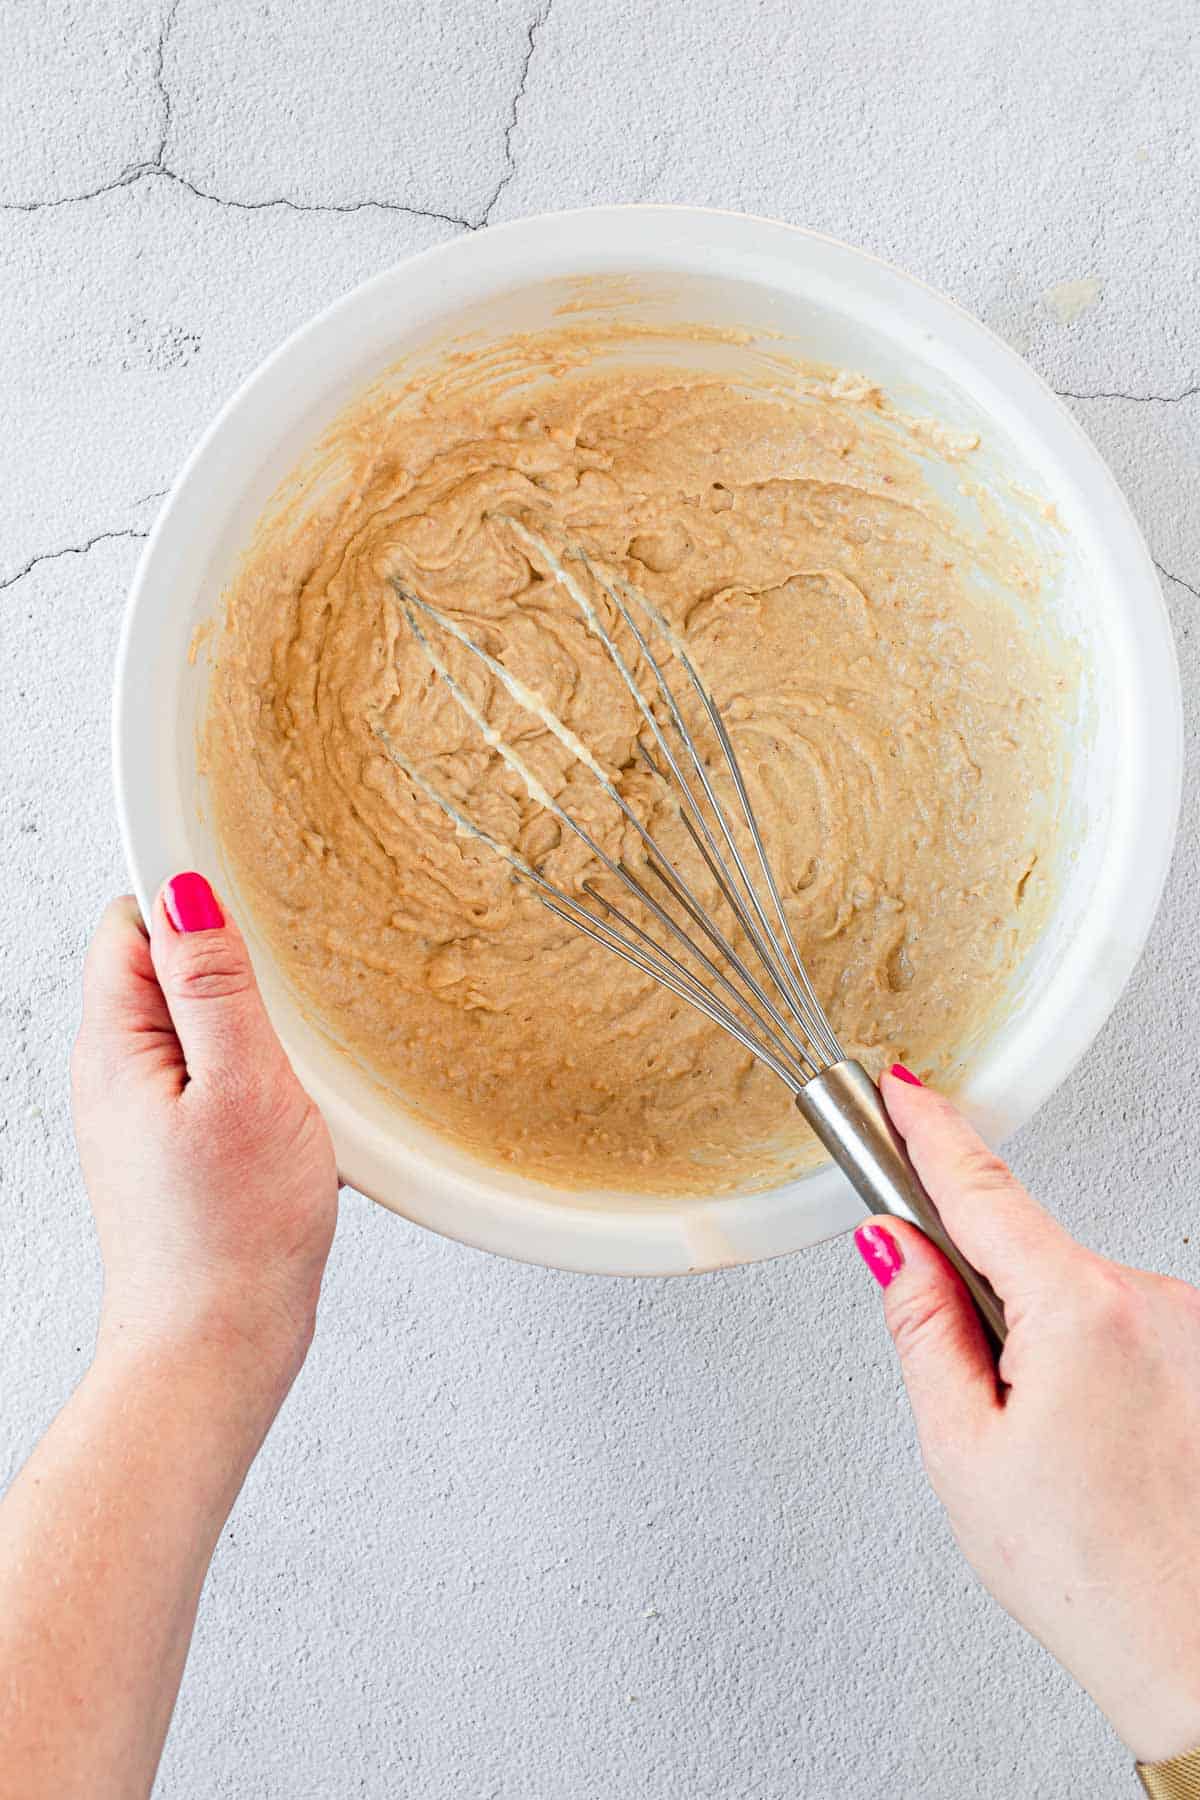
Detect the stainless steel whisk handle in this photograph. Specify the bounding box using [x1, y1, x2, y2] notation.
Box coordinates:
[796, 1059, 1007, 1349]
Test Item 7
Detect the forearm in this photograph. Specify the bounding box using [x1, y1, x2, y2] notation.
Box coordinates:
[0, 1324, 298, 1800]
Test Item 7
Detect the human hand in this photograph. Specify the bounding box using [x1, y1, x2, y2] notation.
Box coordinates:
[0, 876, 338, 1800]
[71, 875, 338, 1396]
[856, 1069, 1200, 1767]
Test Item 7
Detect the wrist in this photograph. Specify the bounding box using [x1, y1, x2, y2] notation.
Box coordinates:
[95, 1290, 314, 1429]
[1102, 1678, 1200, 1770]
[51, 1313, 304, 1592]
[1123, 1713, 1200, 1773]
[87, 1319, 303, 1521]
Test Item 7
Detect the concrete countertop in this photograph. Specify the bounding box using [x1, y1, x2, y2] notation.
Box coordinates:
[2, 2, 1197, 1794]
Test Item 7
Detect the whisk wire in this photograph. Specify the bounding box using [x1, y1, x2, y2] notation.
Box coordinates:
[368, 725, 805, 1088]
[601, 560, 844, 1065]
[389, 521, 850, 1081]
[502, 517, 773, 927]
[500, 517, 838, 1065]
[593, 565, 818, 1025]
[370, 723, 813, 1087]
[566, 887, 810, 1091]
[637, 743, 832, 1069]
[702, 703, 844, 1065]
[392, 589, 817, 1081]
[634, 852, 817, 1081]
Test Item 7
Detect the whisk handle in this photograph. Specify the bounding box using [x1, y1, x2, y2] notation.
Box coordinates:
[796, 1058, 1007, 1350]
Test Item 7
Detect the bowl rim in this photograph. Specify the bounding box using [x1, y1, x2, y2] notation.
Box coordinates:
[114, 202, 1183, 1276]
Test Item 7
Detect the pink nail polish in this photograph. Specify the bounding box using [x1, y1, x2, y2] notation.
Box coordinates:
[164, 872, 224, 934]
[854, 1221, 904, 1288]
[890, 1062, 922, 1087]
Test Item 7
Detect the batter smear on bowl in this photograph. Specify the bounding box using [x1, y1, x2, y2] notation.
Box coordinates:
[205, 323, 1070, 1196]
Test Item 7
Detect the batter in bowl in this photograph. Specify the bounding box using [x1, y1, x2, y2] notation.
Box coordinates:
[205, 324, 1070, 1195]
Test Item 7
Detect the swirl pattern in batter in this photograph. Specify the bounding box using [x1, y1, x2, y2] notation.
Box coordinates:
[205, 325, 1069, 1195]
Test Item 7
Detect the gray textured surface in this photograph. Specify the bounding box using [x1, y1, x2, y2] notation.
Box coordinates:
[1, 2, 1197, 1794]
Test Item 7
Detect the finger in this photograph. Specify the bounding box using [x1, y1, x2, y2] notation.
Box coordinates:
[855, 1216, 1001, 1449]
[148, 872, 285, 1088]
[882, 1067, 1075, 1300]
[75, 895, 180, 1083]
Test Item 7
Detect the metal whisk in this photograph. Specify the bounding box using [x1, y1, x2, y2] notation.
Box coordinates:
[376, 516, 1006, 1346]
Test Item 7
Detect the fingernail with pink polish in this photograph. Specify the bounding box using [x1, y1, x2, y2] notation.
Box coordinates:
[164, 872, 224, 934]
[854, 1221, 904, 1289]
[890, 1063, 922, 1087]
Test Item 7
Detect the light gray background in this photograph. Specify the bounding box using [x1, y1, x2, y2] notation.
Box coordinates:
[2, 2, 1197, 1794]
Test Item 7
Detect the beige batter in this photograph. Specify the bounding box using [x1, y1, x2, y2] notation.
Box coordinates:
[205, 324, 1069, 1195]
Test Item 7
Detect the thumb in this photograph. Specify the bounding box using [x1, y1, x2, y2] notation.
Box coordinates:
[149, 872, 284, 1087]
[880, 1067, 1075, 1304]
[855, 1216, 1001, 1450]
[73, 895, 179, 1097]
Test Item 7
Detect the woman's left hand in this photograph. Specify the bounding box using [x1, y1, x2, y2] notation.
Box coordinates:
[71, 875, 338, 1386]
[0, 875, 339, 1800]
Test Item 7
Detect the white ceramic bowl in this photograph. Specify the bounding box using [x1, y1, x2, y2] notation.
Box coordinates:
[114, 205, 1181, 1276]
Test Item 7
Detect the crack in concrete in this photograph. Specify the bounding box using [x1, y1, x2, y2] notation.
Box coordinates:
[1056, 382, 1200, 406]
[88, 2, 473, 230]
[478, 0, 554, 227]
[166, 165, 472, 227]
[1, 523, 153, 594]
[0, 0, 470, 230]
[0, 161, 473, 230]
[0, 0, 549, 233]
[152, 0, 182, 167]
[0, 167, 147, 213]
[1155, 559, 1200, 604]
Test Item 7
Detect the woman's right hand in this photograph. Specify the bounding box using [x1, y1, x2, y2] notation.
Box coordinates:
[857, 1070, 1200, 1769]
